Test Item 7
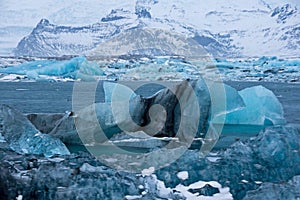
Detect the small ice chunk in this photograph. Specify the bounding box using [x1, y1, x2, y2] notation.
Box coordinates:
[156, 177, 173, 199]
[26, 70, 39, 79]
[125, 195, 142, 200]
[141, 167, 155, 176]
[206, 156, 221, 162]
[175, 180, 233, 200]
[177, 171, 189, 180]
[16, 133, 70, 157]
[16, 195, 23, 200]
[47, 157, 65, 163]
[138, 185, 144, 190]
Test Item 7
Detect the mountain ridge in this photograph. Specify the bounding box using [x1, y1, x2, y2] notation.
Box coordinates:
[12, 1, 300, 58]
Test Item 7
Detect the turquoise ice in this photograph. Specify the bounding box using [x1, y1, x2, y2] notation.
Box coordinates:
[214, 85, 286, 125]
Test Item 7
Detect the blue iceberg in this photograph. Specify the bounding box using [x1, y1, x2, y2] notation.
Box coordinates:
[0, 56, 104, 81]
[213, 56, 300, 68]
[214, 85, 285, 125]
[103, 81, 138, 103]
[0, 104, 70, 157]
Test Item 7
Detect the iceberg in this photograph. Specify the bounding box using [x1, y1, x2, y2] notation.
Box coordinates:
[134, 79, 208, 140]
[214, 85, 285, 125]
[0, 104, 70, 157]
[57, 81, 199, 147]
[76, 95, 147, 144]
[2, 55, 298, 83]
[103, 81, 138, 103]
[52, 89, 147, 145]
[0, 56, 104, 81]
[213, 56, 300, 69]
[101, 80, 244, 140]
[174, 80, 245, 138]
[209, 83, 245, 122]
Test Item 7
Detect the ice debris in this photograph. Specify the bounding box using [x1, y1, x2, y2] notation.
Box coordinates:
[155, 125, 300, 199]
[244, 175, 300, 200]
[0, 124, 299, 199]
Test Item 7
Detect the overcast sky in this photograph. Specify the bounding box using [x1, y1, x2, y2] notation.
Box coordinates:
[1, 0, 299, 27]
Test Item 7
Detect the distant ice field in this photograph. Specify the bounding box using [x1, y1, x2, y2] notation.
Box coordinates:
[0, 56, 299, 83]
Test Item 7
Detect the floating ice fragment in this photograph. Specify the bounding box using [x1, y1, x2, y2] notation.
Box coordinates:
[254, 126, 300, 167]
[16, 195, 23, 200]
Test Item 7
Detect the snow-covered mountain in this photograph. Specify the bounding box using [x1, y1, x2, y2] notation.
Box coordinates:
[14, 13, 237, 58]
[4, 0, 300, 58]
